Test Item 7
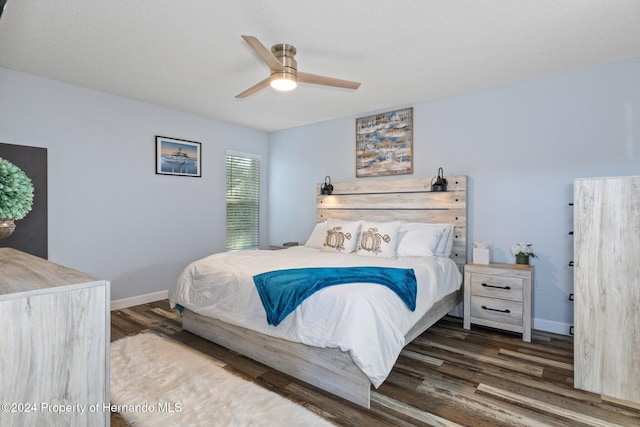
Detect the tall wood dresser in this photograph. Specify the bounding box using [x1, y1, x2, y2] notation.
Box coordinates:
[574, 176, 640, 407]
[0, 248, 110, 426]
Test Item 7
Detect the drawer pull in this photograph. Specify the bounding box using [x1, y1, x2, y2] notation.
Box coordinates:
[481, 283, 511, 290]
[481, 305, 511, 314]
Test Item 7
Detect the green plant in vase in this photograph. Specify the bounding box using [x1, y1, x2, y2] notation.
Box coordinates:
[511, 243, 536, 265]
[0, 158, 34, 239]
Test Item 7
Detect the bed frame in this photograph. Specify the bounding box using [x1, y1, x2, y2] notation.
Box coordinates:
[183, 175, 468, 408]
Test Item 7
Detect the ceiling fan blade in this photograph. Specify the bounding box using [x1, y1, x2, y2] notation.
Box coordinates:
[241, 35, 283, 71]
[235, 77, 271, 99]
[0, 0, 7, 20]
[297, 72, 360, 90]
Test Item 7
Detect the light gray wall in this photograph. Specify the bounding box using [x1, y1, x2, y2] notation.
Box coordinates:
[0, 67, 269, 301]
[268, 57, 640, 334]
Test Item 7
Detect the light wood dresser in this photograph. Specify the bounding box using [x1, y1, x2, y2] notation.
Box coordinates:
[0, 248, 110, 426]
[463, 263, 533, 342]
[574, 176, 640, 407]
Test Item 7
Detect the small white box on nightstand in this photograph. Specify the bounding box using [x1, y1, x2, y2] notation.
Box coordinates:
[473, 247, 491, 264]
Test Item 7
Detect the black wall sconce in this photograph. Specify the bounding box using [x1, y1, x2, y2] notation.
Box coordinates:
[431, 167, 448, 192]
[320, 176, 333, 195]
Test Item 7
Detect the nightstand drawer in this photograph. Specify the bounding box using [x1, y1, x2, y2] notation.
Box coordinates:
[469, 273, 523, 302]
[470, 295, 523, 326]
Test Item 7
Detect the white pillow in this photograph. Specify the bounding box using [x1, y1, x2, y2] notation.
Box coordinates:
[321, 220, 361, 253]
[396, 223, 444, 257]
[304, 222, 327, 249]
[435, 224, 454, 257]
[356, 221, 401, 259]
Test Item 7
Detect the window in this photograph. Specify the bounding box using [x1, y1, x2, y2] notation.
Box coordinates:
[226, 150, 260, 250]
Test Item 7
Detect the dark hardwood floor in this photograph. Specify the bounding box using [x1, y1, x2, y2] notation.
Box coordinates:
[110, 300, 640, 426]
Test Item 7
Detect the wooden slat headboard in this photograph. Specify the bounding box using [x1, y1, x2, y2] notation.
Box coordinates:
[316, 176, 468, 271]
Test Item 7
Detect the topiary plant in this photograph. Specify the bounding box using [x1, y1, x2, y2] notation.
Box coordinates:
[0, 158, 34, 220]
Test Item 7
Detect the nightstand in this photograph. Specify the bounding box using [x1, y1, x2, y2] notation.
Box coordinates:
[463, 263, 533, 342]
[269, 242, 299, 250]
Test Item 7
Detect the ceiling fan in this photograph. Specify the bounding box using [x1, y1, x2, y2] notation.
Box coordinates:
[236, 35, 361, 98]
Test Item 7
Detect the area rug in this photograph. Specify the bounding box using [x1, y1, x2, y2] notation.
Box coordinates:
[110, 333, 334, 426]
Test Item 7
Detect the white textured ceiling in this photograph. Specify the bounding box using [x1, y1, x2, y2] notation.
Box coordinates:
[1, 1, 639, 132]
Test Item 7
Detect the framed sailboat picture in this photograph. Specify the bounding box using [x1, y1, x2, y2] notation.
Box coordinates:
[355, 108, 413, 177]
[155, 136, 202, 177]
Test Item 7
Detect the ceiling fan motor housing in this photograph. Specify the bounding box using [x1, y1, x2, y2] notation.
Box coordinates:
[270, 43, 297, 81]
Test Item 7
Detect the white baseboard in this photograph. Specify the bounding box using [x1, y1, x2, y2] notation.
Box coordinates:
[111, 290, 169, 311]
[533, 317, 573, 336]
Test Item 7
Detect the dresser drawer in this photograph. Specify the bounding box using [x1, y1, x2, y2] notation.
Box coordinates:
[469, 295, 523, 326]
[469, 273, 523, 302]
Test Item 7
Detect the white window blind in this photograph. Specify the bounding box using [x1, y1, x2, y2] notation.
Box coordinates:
[226, 150, 260, 250]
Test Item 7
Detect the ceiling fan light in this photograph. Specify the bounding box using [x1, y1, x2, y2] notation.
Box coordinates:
[270, 72, 297, 91]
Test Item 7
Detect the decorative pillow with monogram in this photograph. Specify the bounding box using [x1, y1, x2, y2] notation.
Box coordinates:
[356, 221, 401, 259]
[321, 220, 361, 253]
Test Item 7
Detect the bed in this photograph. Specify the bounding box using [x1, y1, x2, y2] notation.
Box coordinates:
[169, 176, 468, 408]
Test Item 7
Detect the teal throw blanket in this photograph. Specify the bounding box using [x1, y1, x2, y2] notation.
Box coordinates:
[253, 266, 417, 326]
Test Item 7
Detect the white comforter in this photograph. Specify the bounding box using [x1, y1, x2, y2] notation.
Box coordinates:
[168, 246, 462, 387]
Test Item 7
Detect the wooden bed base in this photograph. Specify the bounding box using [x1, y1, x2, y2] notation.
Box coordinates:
[181, 176, 468, 408]
[183, 289, 462, 408]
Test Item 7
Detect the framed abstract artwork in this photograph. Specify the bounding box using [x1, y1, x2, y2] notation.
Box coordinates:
[355, 107, 413, 177]
[155, 136, 201, 177]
